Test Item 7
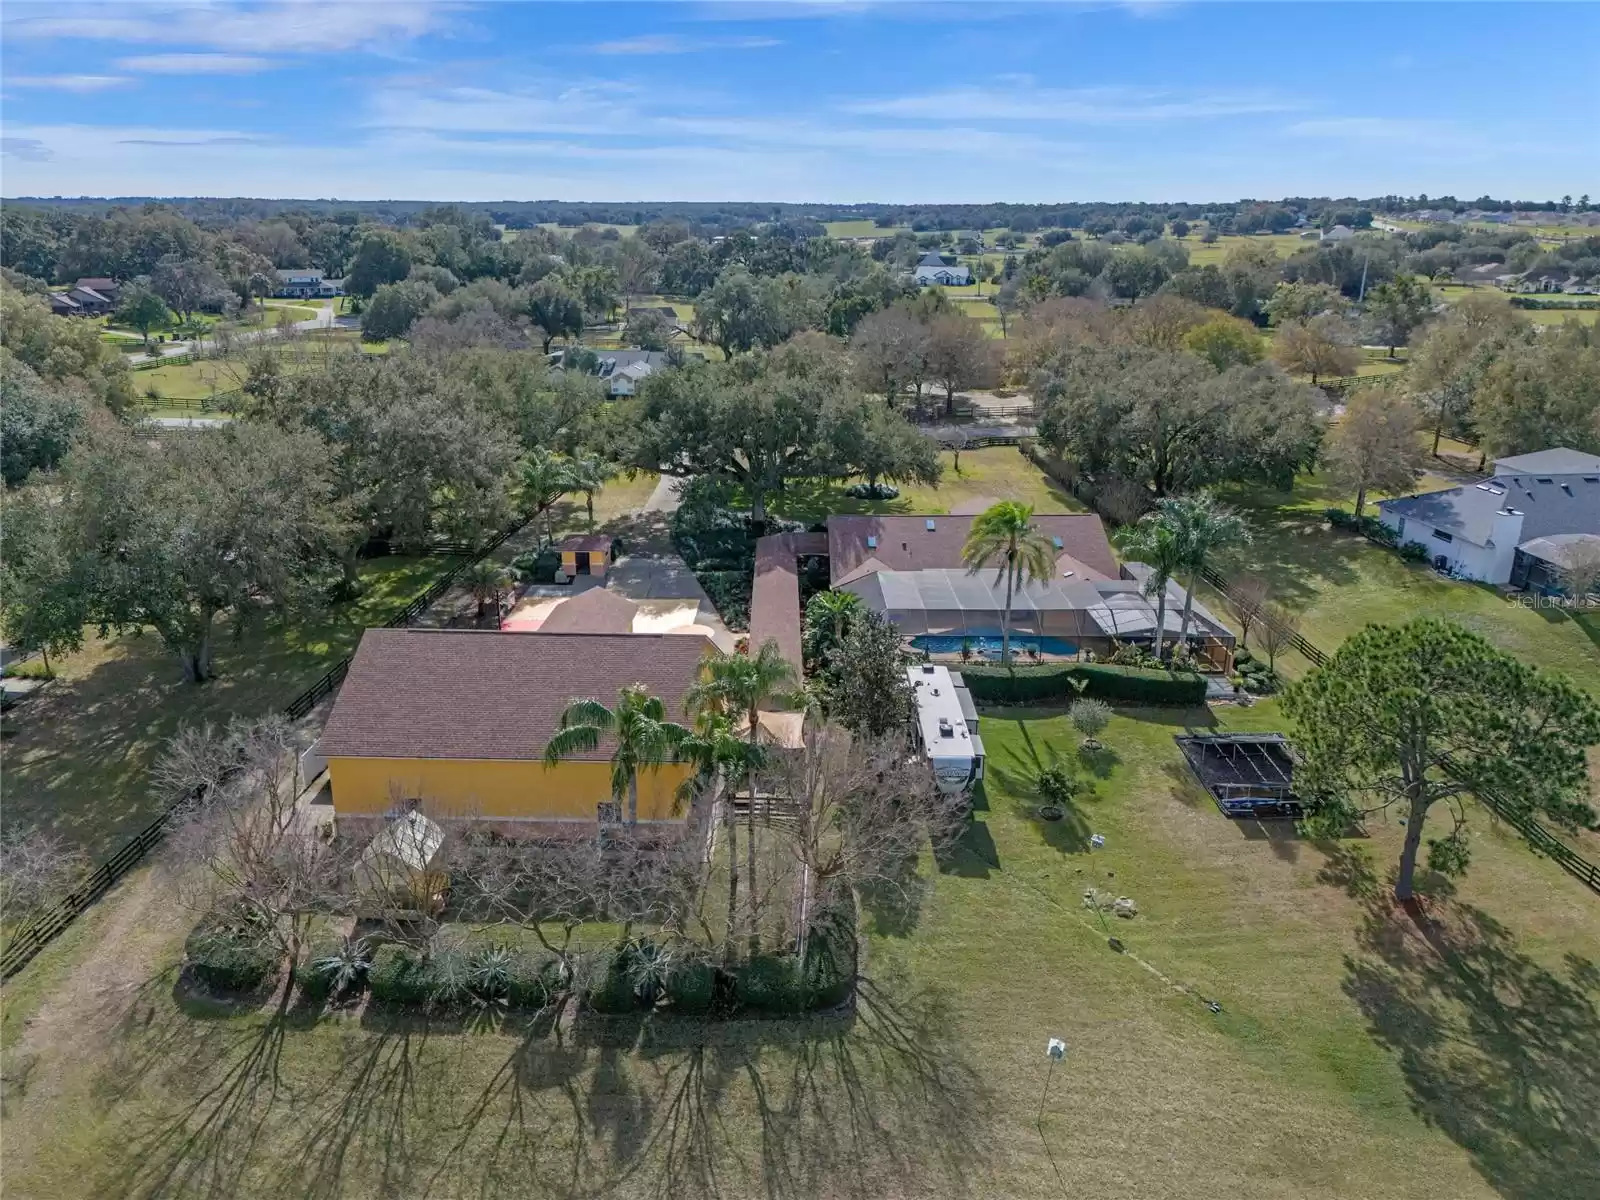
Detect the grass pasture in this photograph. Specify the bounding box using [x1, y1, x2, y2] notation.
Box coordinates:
[0, 555, 447, 862]
[763, 446, 1084, 523]
[1180, 231, 1309, 266]
[822, 219, 892, 238]
[4, 699, 1597, 1200]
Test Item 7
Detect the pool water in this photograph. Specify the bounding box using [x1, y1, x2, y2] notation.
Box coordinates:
[910, 634, 1078, 658]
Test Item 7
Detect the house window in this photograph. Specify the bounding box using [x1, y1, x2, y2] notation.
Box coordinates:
[597, 802, 621, 825]
[1432, 528, 1454, 543]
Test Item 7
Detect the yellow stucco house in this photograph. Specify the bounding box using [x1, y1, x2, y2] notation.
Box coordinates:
[318, 628, 711, 834]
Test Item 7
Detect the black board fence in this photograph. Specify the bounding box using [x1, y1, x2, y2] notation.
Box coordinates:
[0, 511, 536, 981]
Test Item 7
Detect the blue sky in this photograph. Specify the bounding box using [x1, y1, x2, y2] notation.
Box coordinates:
[2, 1, 1596, 203]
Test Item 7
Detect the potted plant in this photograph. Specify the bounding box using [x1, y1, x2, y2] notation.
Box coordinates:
[1035, 762, 1077, 821]
[1069, 698, 1111, 752]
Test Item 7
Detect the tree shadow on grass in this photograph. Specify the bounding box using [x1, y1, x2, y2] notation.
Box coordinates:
[1343, 895, 1600, 1200]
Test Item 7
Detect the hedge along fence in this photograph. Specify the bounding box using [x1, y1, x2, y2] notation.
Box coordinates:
[959, 662, 1207, 706]
[0, 509, 539, 982]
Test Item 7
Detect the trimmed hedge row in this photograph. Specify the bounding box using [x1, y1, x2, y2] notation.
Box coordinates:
[185, 925, 278, 993]
[959, 662, 1207, 705]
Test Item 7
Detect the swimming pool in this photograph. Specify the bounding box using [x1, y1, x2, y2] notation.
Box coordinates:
[909, 633, 1078, 658]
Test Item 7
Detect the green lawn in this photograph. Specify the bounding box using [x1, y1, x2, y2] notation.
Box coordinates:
[5, 699, 1596, 1199]
[1204, 473, 1600, 695]
[1183, 232, 1310, 266]
[763, 446, 1085, 523]
[0, 555, 448, 861]
[823, 219, 893, 238]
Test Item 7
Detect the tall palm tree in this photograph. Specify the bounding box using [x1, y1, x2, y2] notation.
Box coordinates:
[543, 685, 692, 827]
[1113, 514, 1185, 661]
[569, 452, 615, 528]
[686, 640, 803, 953]
[673, 708, 764, 959]
[1153, 493, 1252, 650]
[520, 449, 577, 547]
[961, 501, 1057, 667]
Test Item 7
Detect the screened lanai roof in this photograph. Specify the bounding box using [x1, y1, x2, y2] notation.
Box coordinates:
[841, 568, 1235, 642]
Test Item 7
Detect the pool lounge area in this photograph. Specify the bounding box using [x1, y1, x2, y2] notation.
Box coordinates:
[909, 633, 1079, 660]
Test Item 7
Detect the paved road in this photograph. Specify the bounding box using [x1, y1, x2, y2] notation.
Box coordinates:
[124, 302, 343, 365]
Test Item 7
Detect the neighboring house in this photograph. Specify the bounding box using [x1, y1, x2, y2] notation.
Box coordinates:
[48, 292, 82, 317]
[913, 252, 972, 287]
[591, 349, 667, 396]
[273, 268, 342, 298]
[67, 286, 112, 315]
[1376, 447, 1600, 585]
[73, 277, 120, 304]
[318, 629, 711, 836]
[1320, 225, 1356, 243]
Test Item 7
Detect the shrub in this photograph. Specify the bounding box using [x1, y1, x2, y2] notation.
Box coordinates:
[695, 569, 752, 630]
[1325, 506, 1355, 530]
[801, 887, 858, 1010]
[1232, 647, 1254, 666]
[1398, 541, 1430, 563]
[297, 936, 372, 1004]
[960, 662, 1207, 706]
[583, 949, 641, 1014]
[736, 954, 803, 1013]
[1069, 698, 1112, 743]
[507, 954, 560, 1010]
[664, 962, 718, 1014]
[1036, 763, 1078, 806]
[368, 944, 433, 1006]
[185, 926, 277, 993]
[466, 944, 515, 1006]
[844, 482, 900, 500]
[510, 548, 560, 583]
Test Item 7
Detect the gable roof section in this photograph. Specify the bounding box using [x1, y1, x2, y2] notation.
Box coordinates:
[538, 588, 639, 634]
[828, 514, 1117, 585]
[320, 629, 709, 762]
[1493, 448, 1600, 475]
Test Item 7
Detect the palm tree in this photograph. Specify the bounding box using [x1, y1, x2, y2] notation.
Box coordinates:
[804, 589, 861, 667]
[1113, 514, 1185, 662]
[460, 560, 512, 625]
[961, 501, 1057, 668]
[1153, 493, 1251, 652]
[568, 452, 614, 528]
[673, 708, 763, 959]
[543, 685, 692, 827]
[686, 641, 803, 953]
[520, 449, 577, 547]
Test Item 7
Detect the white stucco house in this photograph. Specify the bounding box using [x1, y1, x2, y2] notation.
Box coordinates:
[913, 252, 972, 287]
[274, 269, 343, 299]
[1375, 448, 1600, 586]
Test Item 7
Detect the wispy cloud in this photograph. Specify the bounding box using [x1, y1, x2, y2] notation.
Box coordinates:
[3, 0, 458, 53]
[116, 53, 277, 75]
[4, 73, 131, 92]
[591, 34, 780, 55]
[846, 81, 1297, 123]
[1285, 117, 1487, 153]
[1, 136, 54, 161]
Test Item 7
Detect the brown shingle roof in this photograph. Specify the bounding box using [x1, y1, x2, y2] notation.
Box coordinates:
[749, 532, 827, 675]
[537, 587, 639, 634]
[320, 629, 710, 762]
[827, 513, 1117, 584]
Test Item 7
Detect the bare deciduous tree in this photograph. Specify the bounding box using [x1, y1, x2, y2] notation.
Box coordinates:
[1558, 543, 1600, 607]
[1258, 602, 1301, 671]
[1223, 572, 1271, 649]
[0, 827, 88, 922]
[157, 716, 343, 965]
[762, 724, 968, 967]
